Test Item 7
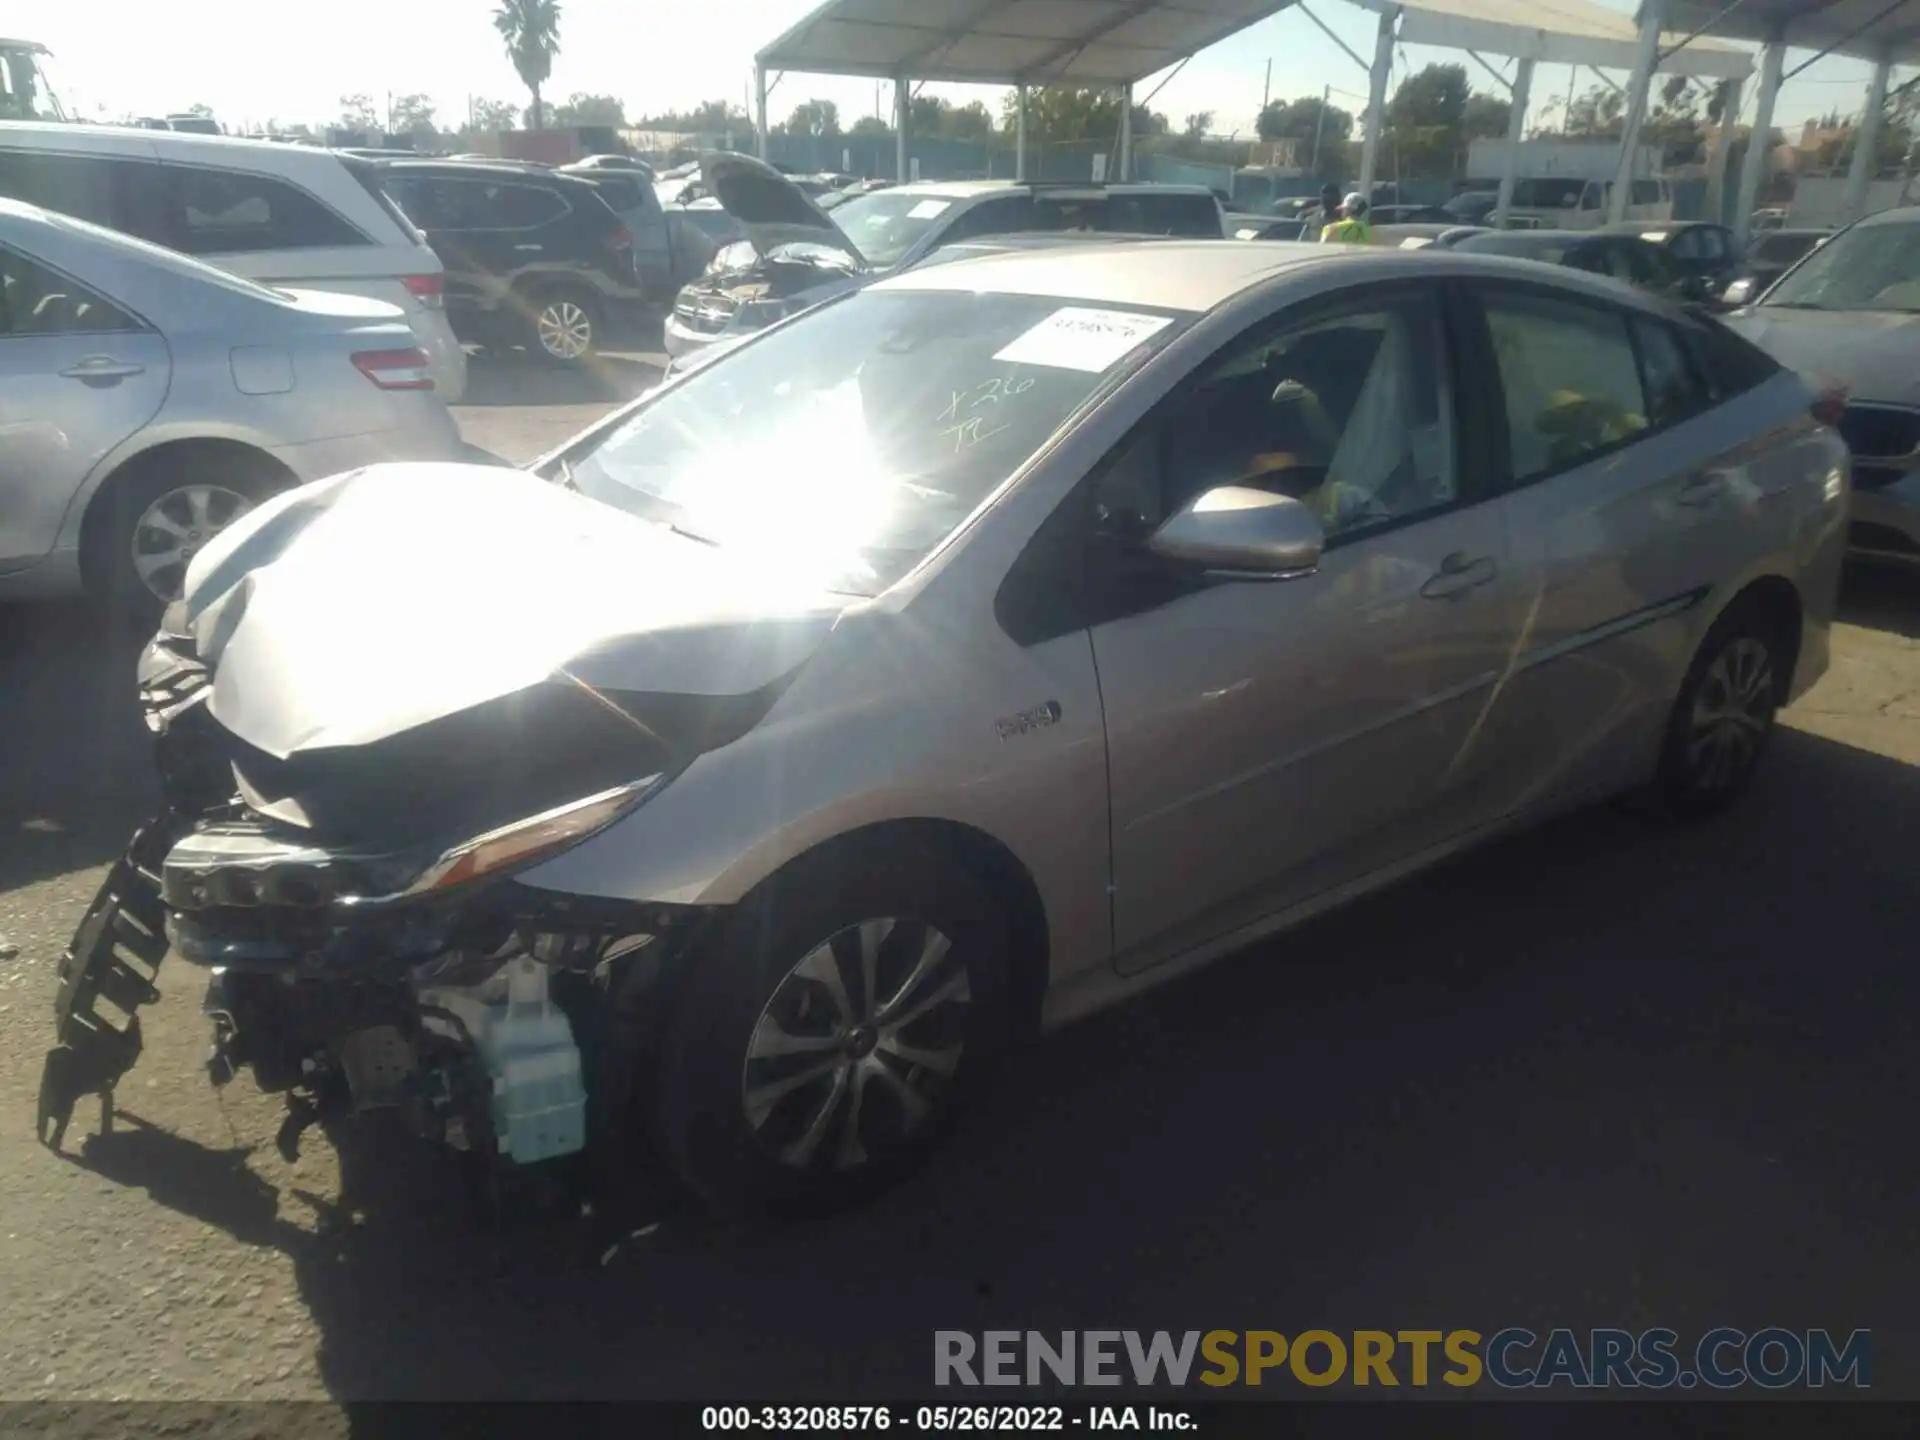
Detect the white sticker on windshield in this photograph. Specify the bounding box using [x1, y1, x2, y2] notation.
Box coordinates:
[991, 307, 1174, 373]
[908, 199, 952, 220]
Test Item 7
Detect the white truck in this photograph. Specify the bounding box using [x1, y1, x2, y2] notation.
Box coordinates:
[1467, 138, 1673, 230]
[0, 38, 64, 122]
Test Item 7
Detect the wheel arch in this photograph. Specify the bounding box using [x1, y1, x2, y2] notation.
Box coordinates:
[77, 436, 298, 596]
[730, 817, 1054, 1041]
[1705, 571, 1803, 697]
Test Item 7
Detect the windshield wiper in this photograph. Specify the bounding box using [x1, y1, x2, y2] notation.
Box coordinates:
[667, 522, 719, 547]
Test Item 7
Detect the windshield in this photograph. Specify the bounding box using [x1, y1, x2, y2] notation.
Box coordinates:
[826, 191, 962, 269]
[571, 288, 1189, 595]
[1765, 221, 1920, 312]
[0, 47, 65, 121]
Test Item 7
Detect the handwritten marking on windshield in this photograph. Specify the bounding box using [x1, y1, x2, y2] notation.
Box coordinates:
[937, 414, 1012, 455]
[939, 374, 1035, 423]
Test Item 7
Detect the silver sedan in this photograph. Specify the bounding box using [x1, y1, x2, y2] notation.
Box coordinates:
[53, 241, 1849, 1218]
[0, 196, 465, 618]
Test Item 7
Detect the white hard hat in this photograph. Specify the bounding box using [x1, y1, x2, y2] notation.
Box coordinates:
[1342, 191, 1368, 214]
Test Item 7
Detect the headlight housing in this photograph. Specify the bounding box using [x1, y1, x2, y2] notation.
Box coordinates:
[396, 776, 664, 898]
[705, 241, 756, 275]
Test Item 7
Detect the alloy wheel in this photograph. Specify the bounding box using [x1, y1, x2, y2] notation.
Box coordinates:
[741, 918, 971, 1172]
[130, 483, 254, 602]
[1684, 635, 1776, 794]
[537, 300, 592, 360]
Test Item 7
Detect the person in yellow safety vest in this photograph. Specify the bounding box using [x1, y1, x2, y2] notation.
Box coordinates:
[1319, 192, 1374, 244]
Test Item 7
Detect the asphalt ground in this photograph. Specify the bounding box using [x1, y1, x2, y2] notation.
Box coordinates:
[0, 347, 1917, 1406]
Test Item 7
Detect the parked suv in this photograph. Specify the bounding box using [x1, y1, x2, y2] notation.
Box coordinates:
[379, 159, 648, 364]
[0, 122, 466, 398]
[664, 153, 1226, 361]
[556, 163, 716, 302]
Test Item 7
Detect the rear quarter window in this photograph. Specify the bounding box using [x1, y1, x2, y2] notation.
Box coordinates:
[1679, 316, 1782, 402]
[1106, 193, 1222, 236]
[0, 150, 126, 227]
[158, 164, 369, 255]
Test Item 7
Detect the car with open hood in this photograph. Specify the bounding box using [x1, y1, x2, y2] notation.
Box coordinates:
[1723, 206, 1920, 567]
[41, 240, 1846, 1221]
[663, 153, 1226, 361]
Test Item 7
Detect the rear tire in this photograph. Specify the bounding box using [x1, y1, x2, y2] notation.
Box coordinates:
[86, 451, 289, 627]
[651, 841, 1012, 1217]
[1651, 601, 1789, 819]
[525, 286, 600, 366]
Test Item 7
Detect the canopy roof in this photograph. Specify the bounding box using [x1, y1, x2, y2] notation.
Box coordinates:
[757, 0, 1754, 84]
[1654, 0, 1920, 65]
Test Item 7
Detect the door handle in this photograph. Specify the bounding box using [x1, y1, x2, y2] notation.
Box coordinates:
[60, 356, 145, 381]
[1676, 475, 1725, 508]
[514, 244, 544, 252]
[1420, 553, 1497, 601]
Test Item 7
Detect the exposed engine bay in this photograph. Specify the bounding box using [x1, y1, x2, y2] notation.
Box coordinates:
[36, 461, 845, 1201]
[40, 627, 699, 1187]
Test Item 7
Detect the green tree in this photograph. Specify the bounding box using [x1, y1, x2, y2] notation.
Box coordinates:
[999, 86, 1164, 144]
[338, 93, 378, 130]
[389, 93, 438, 140]
[185, 102, 215, 119]
[785, 98, 840, 137]
[552, 92, 626, 127]
[1256, 94, 1354, 145]
[493, 0, 562, 131]
[1386, 63, 1469, 131]
[468, 97, 521, 133]
[1184, 110, 1215, 139]
[944, 99, 994, 141]
[1462, 93, 1510, 140]
[849, 114, 892, 137]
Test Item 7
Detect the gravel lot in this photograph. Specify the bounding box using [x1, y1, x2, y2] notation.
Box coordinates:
[1, 354, 1917, 1405]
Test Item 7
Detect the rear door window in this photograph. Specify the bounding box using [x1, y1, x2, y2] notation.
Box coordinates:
[1680, 316, 1782, 402]
[159, 165, 368, 254]
[1476, 287, 1649, 483]
[496, 182, 569, 229]
[939, 194, 1034, 243]
[1632, 315, 1710, 427]
[0, 245, 138, 334]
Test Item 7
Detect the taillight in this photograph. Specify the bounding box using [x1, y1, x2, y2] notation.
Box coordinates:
[606, 223, 634, 252]
[1811, 385, 1848, 428]
[402, 273, 445, 310]
[353, 347, 435, 391]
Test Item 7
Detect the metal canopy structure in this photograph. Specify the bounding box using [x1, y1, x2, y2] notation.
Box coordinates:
[1621, 0, 1920, 244]
[753, 0, 1754, 206]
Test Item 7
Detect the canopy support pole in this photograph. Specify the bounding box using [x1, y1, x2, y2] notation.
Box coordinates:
[1705, 78, 1742, 226]
[1493, 57, 1535, 229]
[1119, 82, 1134, 181]
[1844, 52, 1893, 225]
[1608, 0, 1665, 225]
[753, 64, 769, 161]
[1356, 6, 1397, 202]
[1015, 82, 1028, 181]
[1732, 34, 1784, 252]
[895, 75, 910, 182]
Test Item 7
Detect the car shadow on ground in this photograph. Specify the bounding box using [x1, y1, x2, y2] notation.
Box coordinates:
[1839, 564, 1919, 639]
[0, 601, 155, 895]
[457, 349, 665, 409]
[55, 725, 1920, 1401]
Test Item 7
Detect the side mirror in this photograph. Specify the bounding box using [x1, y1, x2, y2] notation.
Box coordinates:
[1146, 486, 1325, 579]
[1723, 277, 1755, 307]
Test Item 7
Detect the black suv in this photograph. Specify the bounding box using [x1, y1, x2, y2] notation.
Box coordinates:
[378, 160, 647, 363]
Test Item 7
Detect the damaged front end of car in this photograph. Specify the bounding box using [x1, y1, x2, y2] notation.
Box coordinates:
[37, 460, 844, 1194]
[40, 628, 707, 1179]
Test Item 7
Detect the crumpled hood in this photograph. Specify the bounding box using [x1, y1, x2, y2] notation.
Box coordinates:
[1724, 307, 1920, 407]
[177, 463, 847, 761]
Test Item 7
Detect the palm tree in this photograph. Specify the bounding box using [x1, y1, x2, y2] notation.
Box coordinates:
[493, 0, 562, 131]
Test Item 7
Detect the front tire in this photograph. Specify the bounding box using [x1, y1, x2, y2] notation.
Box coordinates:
[1653, 602, 1789, 818]
[651, 843, 1012, 1216]
[87, 454, 287, 626]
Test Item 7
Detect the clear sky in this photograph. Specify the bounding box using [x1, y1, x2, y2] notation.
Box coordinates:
[39, 0, 1886, 141]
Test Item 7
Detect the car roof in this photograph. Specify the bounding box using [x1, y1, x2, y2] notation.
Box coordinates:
[857, 179, 1217, 202]
[1855, 206, 1920, 228]
[1603, 220, 1716, 234]
[874, 239, 1352, 311]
